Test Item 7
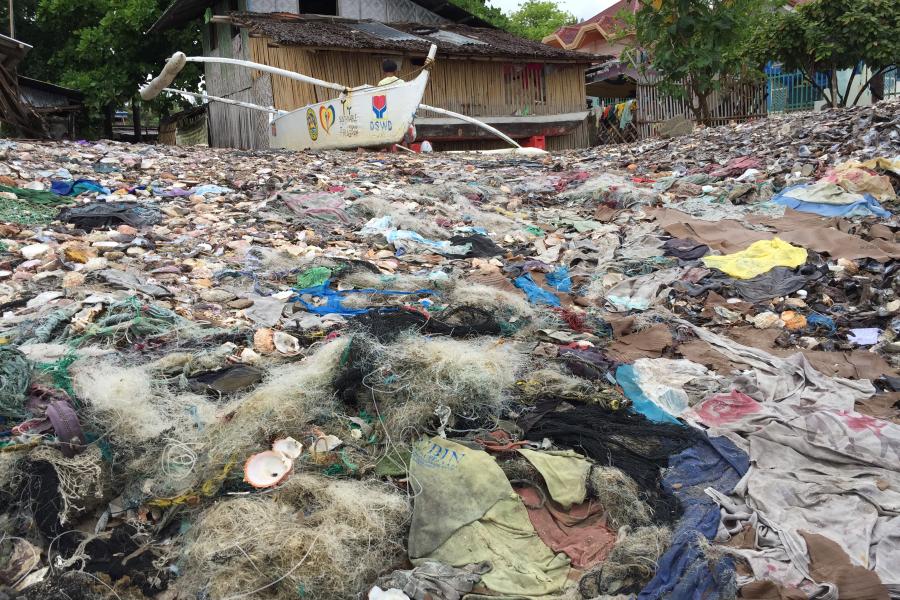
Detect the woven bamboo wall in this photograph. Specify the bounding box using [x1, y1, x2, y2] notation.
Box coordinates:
[248, 38, 587, 119]
[636, 74, 767, 139]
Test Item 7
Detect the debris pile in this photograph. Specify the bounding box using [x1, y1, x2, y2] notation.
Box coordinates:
[0, 101, 899, 600]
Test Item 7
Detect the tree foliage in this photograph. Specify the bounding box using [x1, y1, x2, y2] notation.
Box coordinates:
[507, 0, 576, 42]
[750, 0, 900, 107]
[4, 0, 199, 121]
[634, 0, 769, 121]
[450, 0, 511, 29]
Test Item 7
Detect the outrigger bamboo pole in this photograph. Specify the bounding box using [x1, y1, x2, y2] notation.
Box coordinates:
[418, 103, 521, 148]
[164, 88, 285, 115]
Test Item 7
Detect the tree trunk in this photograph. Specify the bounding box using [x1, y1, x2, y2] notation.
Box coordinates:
[870, 71, 885, 103]
[828, 69, 839, 108]
[103, 102, 115, 139]
[132, 97, 142, 143]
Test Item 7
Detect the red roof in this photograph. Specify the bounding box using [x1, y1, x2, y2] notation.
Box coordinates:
[549, 0, 639, 46]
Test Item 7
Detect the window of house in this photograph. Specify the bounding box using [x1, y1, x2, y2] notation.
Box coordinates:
[301, 0, 337, 15]
[503, 63, 547, 115]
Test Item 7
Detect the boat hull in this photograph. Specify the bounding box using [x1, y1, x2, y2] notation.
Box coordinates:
[268, 73, 428, 151]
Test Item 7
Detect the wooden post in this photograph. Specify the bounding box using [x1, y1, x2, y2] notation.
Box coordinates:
[7, 0, 13, 38]
[103, 102, 114, 139]
[132, 97, 142, 142]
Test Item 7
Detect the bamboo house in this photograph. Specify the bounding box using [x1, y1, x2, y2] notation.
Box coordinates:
[150, 1, 602, 151]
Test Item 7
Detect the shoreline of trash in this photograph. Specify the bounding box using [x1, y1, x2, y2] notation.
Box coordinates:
[1, 100, 898, 600]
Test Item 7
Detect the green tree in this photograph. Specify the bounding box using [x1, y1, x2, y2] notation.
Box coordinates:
[634, 0, 770, 122]
[751, 0, 900, 108]
[450, 0, 511, 29]
[507, 0, 576, 41]
[4, 0, 199, 137]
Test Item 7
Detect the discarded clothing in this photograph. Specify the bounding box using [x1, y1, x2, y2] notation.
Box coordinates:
[605, 268, 684, 312]
[663, 238, 710, 261]
[58, 201, 162, 230]
[772, 182, 892, 218]
[447, 234, 504, 258]
[51, 179, 110, 196]
[518, 449, 590, 509]
[637, 436, 748, 600]
[702, 238, 807, 280]
[521, 402, 697, 523]
[376, 561, 490, 600]
[515, 485, 617, 569]
[716, 265, 823, 303]
[408, 437, 570, 596]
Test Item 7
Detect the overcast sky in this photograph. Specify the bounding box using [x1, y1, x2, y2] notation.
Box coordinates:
[487, 0, 619, 21]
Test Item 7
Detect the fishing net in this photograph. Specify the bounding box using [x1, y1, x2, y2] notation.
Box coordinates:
[332, 332, 523, 443]
[0, 346, 31, 419]
[25, 445, 106, 534]
[588, 465, 654, 530]
[0, 184, 70, 225]
[180, 474, 410, 600]
[520, 402, 697, 524]
[579, 525, 673, 598]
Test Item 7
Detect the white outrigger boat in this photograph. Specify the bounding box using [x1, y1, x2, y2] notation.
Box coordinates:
[141, 44, 538, 154]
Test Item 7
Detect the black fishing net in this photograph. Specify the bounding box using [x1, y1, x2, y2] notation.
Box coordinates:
[349, 306, 501, 342]
[519, 401, 698, 524]
[333, 307, 502, 405]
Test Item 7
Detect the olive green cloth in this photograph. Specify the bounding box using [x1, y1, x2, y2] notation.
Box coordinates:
[409, 437, 570, 597]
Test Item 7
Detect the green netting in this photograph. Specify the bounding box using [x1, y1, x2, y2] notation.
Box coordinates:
[0, 346, 31, 419]
[0, 184, 70, 225]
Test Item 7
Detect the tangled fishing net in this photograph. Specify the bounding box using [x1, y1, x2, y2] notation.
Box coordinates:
[335, 332, 525, 443]
[180, 473, 410, 600]
[579, 525, 673, 598]
[588, 466, 653, 531]
[26, 445, 106, 529]
[0, 346, 31, 419]
[202, 337, 349, 465]
[0, 184, 70, 225]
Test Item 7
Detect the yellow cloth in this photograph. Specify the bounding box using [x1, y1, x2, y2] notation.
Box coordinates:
[518, 449, 590, 510]
[702, 238, 807, 280]
[378, 75, 401, 86]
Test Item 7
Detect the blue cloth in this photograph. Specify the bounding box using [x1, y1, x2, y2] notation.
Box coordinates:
[807, 312, 836, 333]
[513, 273, 560, 306]
[772, 185, 891, 218]
[292, 279, 435, 316]
[616, 364, 681, 425]
[545, 267, 572, 293]
[638, 436, 748, 600]
[51, 179, 110, 196]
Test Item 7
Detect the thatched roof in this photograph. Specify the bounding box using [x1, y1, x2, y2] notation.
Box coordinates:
[234, 13, 605, 63]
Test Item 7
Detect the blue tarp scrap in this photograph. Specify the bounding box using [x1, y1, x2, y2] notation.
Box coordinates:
[51, 179, 110, 196]
[772, 184, 892, 218]
[514, 273, 560, 307]
[615, 364, 681, 425]
[637, 436, 749, 600]
[545, 267, 572, 293]
[292, 279, 435, 316]
[806, 312, 836, 333]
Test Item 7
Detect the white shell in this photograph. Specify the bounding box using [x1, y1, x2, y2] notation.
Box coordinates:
[244, 450, 293, 488]
[273, 331, 301, 356]
[311, 434, 343, 453]
[272, 436, 303, 459]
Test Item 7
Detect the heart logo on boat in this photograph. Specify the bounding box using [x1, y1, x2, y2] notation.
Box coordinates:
[372, 95, 388, 119]
[319, 105, 336, 134]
